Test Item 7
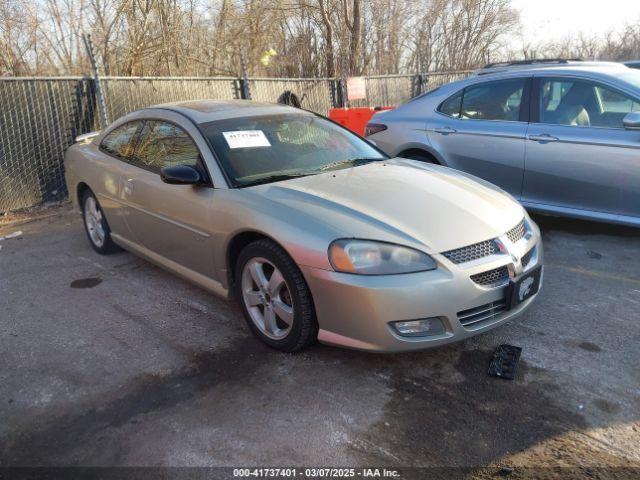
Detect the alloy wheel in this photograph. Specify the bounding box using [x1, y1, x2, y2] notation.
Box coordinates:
[241, 257, 294, 340]
[84, 196, 105, 248]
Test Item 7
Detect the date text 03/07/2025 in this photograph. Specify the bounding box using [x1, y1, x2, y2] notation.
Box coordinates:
[232, 467, 401, 478]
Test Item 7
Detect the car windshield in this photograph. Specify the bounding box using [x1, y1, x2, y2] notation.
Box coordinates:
[200, 113, 387, 187]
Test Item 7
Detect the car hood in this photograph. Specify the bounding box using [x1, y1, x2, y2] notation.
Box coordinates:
[250, 159, 524, 253]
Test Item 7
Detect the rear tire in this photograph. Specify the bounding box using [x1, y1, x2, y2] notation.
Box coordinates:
[81, 190, 122, 255]
[235, 239, 317, 352]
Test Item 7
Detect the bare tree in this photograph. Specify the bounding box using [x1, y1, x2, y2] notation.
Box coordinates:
[409, 0, 519, 72]
[0, 0, 528, 77]
[0, 0, 39, 75]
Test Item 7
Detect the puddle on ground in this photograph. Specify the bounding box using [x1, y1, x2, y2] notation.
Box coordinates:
[70, 277, 102, 289]
[578, 341, 602, 353]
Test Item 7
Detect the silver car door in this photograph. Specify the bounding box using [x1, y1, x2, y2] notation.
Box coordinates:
[621, 139, 640, 221]
[119, 119, 217, 278]
[522, 77, 640, 219]
[427, 77, 529, 198]
[94, 120, 145, 238]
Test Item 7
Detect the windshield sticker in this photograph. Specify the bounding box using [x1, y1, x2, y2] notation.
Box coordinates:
[223, 130, 271, 149]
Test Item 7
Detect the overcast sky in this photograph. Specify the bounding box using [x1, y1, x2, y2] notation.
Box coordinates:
[512, 0, 640, 45]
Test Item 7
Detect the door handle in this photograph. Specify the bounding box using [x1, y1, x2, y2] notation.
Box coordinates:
[434, 127, 457, 135]
[123, 179, 134, 195]
[527, 134, 559, 143]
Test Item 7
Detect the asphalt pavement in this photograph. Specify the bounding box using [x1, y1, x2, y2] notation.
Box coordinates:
[1, 205, 639, 477]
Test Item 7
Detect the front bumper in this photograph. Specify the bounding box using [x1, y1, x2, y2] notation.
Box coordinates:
[301, 218, 543, 352]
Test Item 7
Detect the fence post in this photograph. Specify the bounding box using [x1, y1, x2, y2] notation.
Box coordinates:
[412, 73, 426, 98]
[233, 79, 242, 99]
[82, 34, 109, 129]
[330, 78, 346, 108]
[238, 54, 252, 100]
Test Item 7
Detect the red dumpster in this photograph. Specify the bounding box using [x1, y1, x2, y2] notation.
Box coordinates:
[328, 107, 393, 136]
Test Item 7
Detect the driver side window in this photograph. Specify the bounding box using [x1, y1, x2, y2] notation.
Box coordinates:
[539, 78, 640, 128]
[100, 121, 143, 159]
[134, 121, 201, 172]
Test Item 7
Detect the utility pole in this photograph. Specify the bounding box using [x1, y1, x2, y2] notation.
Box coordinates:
[82, 33, 109, 129]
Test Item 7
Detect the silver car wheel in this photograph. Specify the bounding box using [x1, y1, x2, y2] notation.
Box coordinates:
[84, 196, 105, 248]
[241, 257, 294, 340]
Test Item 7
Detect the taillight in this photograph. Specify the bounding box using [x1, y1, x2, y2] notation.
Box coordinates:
[364, 123, 387, 137]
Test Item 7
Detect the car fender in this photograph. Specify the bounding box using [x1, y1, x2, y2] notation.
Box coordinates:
[392, 142, 448, 166]
[210, 190, 346, 289]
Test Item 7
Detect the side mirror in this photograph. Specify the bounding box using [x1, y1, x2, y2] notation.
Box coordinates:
[623, 111, 640, 130]
[160, 165, 203, 185]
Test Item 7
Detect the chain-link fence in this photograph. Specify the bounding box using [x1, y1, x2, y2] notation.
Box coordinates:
[248, 78, 337, 114]
[100, 77, 238, 121]
[339, 71, 472, 108]
[348, 74, 415, 107]
[0, 78, 97, 212]
[0, 71, 471, 213]
[421, 71, 473, 90]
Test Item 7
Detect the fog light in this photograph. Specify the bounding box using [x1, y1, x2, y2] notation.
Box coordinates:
[391, 318, 445, 337]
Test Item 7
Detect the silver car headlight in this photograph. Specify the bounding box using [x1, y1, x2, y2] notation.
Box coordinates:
[328, 239, 437, 275]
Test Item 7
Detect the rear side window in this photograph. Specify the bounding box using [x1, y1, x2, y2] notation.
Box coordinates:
[100, 121, 142, 159]
[438, 91, 462, 118]
[438, 79, 525, 121]
[134, 121, 201, 172]
[460, 79, 525, 121]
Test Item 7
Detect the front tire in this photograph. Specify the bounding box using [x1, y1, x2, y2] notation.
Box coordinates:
[400, 152, 438, 164]
[81, 190, 121, 255]
[235, 239, 317, 352]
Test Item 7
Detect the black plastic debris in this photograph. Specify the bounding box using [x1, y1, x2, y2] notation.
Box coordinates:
[488, 344, 522, 380]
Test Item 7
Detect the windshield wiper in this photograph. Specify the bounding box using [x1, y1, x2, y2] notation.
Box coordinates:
[317, 157, 383, 171]
[238, 173, 316, 188]
[238, 157, 383, 187]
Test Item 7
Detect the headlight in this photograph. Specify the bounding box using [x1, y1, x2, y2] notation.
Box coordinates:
[328, 239, 437, 275]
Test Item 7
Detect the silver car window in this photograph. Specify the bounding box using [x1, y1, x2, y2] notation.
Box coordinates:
[201, 113, 386, 187]
[437, 79, 525, 121]
[438, 91, 463, 118]
[539, 78, 640, 128]
[100, 121, 143, 159]
[459, 79, 525, 121]
[134, 121, 200, 171]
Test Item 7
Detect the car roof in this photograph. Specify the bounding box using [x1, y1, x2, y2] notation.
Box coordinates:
[143, 99, 307, 124]
[472, 61, 629, 78]
[439, 61, 639, 95]
[398, 60, 640, 112]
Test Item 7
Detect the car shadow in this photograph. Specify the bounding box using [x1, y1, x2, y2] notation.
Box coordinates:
[531, 212, 640, 238]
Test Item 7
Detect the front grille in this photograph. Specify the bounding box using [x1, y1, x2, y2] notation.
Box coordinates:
[471, 266, 509, 287]
[442, 218, 526, 265]
[521, 247, 535, 269]
[458, 299, 508, 326]
[506, 219, 526, 244]
[442, 239, 499, 264]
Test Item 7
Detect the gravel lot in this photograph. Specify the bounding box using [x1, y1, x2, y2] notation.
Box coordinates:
[1, 205, 639, 477]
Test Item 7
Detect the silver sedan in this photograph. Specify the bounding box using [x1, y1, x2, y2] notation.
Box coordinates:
[366, 61, 640, 227]
[64, 100, 543, 352]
